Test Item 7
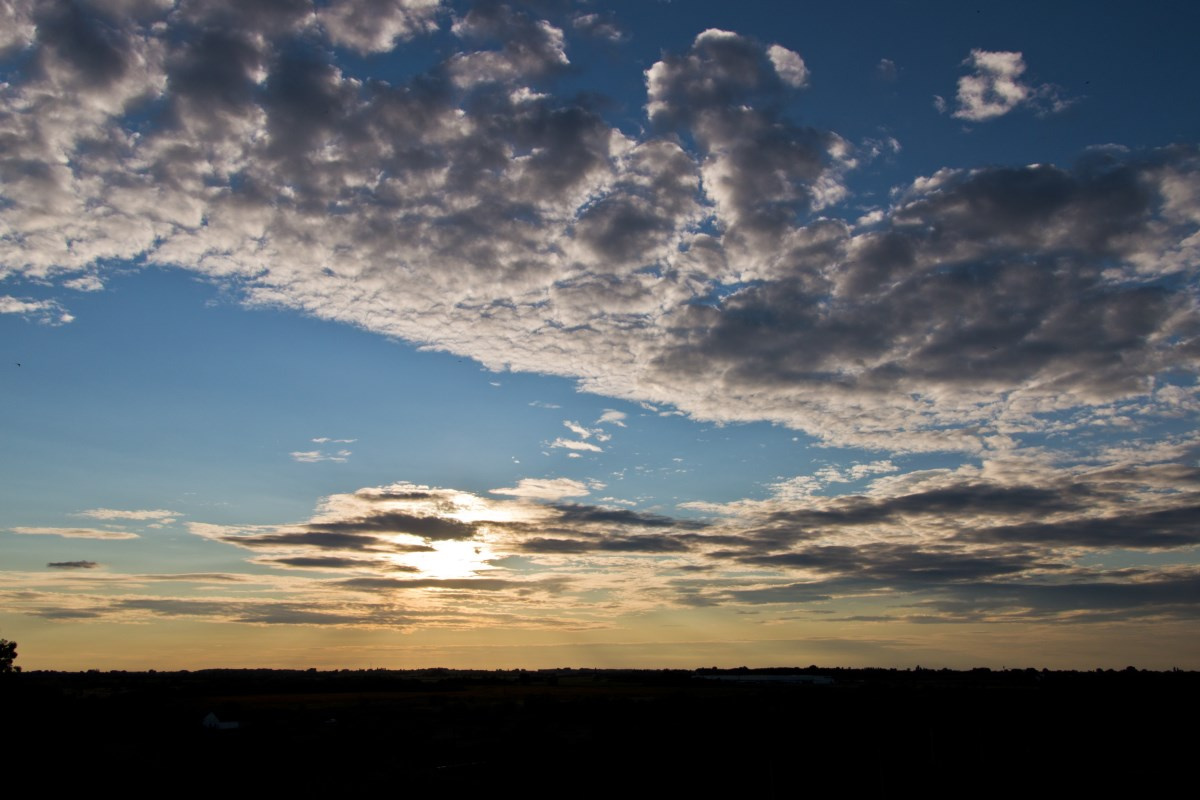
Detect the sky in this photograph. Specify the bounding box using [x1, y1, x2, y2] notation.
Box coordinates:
[2, 0, 1199, 671]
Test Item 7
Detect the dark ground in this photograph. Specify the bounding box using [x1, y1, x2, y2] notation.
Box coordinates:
[4, 666, 1195, 794]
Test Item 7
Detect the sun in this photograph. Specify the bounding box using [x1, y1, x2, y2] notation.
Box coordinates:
[404, 539, 497, 580]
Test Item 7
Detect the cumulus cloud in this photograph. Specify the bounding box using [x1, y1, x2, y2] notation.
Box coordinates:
[317, 0, 442, 54]
[766, 44, 809, 88]
[949, 49, 1067, 121]
[0, 296, 74, 325]
[0, 3, 1194, 461]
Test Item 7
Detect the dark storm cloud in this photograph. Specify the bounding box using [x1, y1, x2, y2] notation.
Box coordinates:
[46, 560, 99, 569]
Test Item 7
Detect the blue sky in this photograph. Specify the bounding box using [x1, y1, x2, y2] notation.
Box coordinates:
[2, 0, 1199, 670]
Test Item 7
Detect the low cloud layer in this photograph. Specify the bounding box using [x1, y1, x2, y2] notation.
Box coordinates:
[10, 433, 1196, 630]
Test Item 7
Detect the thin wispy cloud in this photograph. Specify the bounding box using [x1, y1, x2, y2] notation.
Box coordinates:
[291, 449, 353, 463]
[77, 509, 178, 522]
[12, 527, 139, 540]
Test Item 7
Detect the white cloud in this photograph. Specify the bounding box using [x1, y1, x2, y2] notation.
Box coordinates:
[490, 477, 593, 500]
[949, 49, 1066, 122]
[63, 275, 104, 292]
[564, 420, 599, 439]
[317, 0, 442, 54]
[291, 450, 352, 463]
[597, 410, 627, 427]
[952, 49, 1029, 121]
[77, 508, 178, 522]
[767, 44, 809, 88]
[0, 296, 73, 325]
[550, 438, 603, 453]
[11, 526, 139, 540]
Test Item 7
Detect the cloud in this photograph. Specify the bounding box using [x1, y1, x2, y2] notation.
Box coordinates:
[597, 410, 627, 427]
[14, 444, 1200, 629]
[766, 44, 809, 89]
[0, 296, 73, 325]
[77, 508, 177, 522]
[563, 420, 595, 439]
[0, 4, 1193, 460]
[317, 0, 442, 54]
[47, 560, 99, 569]
[447, 2, 569, 88]
[571, 11, 625, 43]
[11, 527, 139, 540]
[490, 478, 594, 500]
[550, 438, 603, 452]
[291, 449, 352, 463]
[949, 49, 1066, 121]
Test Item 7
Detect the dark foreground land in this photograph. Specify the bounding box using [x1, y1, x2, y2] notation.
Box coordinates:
[5, 666, 1196, 794]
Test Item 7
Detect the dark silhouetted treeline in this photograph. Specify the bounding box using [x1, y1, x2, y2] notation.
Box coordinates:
[4, 666, 1196, 794]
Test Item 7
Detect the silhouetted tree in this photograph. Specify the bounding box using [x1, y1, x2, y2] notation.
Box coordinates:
[0, 638, 17, 672]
